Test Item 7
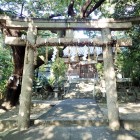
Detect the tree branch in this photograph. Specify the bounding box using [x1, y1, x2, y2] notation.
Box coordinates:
[67, 0, 76, 17]
[49, 14, 62, 19]
[81, 0, 92, 18]
[85, 0, 106, 17]
[20, 2, 25, 17]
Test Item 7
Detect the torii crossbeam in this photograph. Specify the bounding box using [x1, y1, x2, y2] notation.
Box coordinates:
[5, 36, 132, 47]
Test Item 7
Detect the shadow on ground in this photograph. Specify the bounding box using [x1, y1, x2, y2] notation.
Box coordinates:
[1, 126, 140, 140]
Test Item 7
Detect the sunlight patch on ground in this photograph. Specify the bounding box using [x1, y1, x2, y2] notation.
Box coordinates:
[117, 134, 137, 140]
[119, 103, 140, 114]
[79, 82, 94, 91]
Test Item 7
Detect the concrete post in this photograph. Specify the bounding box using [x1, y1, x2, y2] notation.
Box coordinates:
[101, 28, 120, 130]
[18, 26, 37, 130]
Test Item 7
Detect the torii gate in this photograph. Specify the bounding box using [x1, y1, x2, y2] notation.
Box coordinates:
[0, 16, 133, 130]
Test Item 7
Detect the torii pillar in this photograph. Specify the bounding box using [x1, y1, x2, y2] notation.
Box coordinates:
[102, 28, 120, 130]
[18, 25, 37, 130]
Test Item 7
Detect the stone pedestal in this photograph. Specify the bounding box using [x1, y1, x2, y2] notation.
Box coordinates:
[53, 87, 59, 100]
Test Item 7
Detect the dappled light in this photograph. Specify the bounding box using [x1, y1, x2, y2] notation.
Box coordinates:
[27, 87, 32, 91]
[109, 121, 120, 131]
[110, 67, 116, 79]
[1, 125, 139, 140]
[119, 103, 140, 122]
[34, 99, 107, 129]
[82, 132, 92, 140]
[117, 134, 137, 140]
[19, 112, 24, 117]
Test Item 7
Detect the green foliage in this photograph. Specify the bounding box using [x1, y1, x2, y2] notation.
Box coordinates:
[112, 0, 140, 18]
[102, 0, 140, 86]
[0, 0, 140, 19]
[0, 0, 106, 18]
[115, 43, 140, 86]
[50, 57, 67, 88]
[51, 58, 67, 79]
[48, 75, 55, 88]
[100, 0, 140, 18]
[0, 47, 13, 98]
[95, 63, 104, 78]
[124, 26, 140, 85]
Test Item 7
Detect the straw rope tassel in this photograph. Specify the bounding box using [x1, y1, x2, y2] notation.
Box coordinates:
[26, 41, 29, 64]
[94, 46, 97, 61]
[76, 46, 79, 62]
[34, 47, 38, 65]
[88, 46, 91, 61]
[57, 46, 59, 59]
[68, 46, 70, 63]
[45, 47, 48, 64]
[114, 41, 119, 63]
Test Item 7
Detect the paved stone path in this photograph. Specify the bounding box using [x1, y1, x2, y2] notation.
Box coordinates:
[36, 99, 107, 126]
[64, 81, 95, 99]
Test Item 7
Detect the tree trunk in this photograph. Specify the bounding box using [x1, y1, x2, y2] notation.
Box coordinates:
[4, 32, 25, 106]
[18, 26, 37, 130]
[102, 28, 120, 130]
[0, 26, 24, 106]
[18, 44, 34, 130]
[5, 46, 45, 106]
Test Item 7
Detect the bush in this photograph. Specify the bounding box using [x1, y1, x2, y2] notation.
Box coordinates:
[95, 63, 103, 78]
[50, 58, 68, 89]
[0, 47, 13, 98]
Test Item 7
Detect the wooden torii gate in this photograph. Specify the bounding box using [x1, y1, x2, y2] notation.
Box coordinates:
[0, 16, 133, 130]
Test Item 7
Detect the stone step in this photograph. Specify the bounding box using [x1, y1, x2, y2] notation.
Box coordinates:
[1, 117, 140, 132]
[33, 118, 108, 127]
